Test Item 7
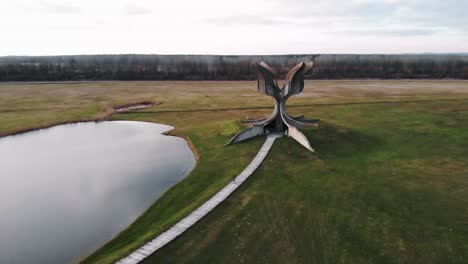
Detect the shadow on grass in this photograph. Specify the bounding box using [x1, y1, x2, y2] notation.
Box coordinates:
[302, 121, 381, 159]
[224, 120, 381, 160]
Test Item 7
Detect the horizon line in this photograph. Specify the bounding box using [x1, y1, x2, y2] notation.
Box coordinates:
[1, 52, 468, 58]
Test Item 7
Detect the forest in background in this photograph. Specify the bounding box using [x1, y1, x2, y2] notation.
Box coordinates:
[0, 54, 467, 81]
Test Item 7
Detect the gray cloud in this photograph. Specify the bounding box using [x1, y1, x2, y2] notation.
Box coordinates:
[42, 2, 81, 14]
[268, 0, 468, 33]
[333, 28, 441, 37]
[204, 0, 467, 39]
[2, 0, 466, 55]
[125, 4, 152, 15]
[205, 15, 289, 26]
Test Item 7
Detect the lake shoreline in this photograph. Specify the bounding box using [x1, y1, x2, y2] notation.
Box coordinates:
[0, 120, 197, 264]
[0, 101, 159, 138]
[79, 128, 200, 263]
[0, 108, 202, 263]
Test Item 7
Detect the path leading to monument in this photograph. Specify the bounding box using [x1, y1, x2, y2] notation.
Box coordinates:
[116, 133, 281, 264]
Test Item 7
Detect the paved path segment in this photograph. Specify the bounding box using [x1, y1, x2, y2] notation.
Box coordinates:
[116, 134, 281, 264]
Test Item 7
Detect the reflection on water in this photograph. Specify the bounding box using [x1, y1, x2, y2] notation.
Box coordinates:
[0, 121, 195, 264]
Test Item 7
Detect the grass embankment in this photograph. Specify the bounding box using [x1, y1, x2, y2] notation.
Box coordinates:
[83, 116, 264, 263]
[1, 81, 468, 263]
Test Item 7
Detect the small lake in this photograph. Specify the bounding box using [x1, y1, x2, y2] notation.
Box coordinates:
[0, 121, 196, 264]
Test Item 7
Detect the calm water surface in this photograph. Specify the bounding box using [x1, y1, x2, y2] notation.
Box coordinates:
[0, 121, 195, 264]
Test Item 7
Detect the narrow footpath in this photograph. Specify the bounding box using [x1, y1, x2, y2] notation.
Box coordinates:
[116, 134, 281, 264]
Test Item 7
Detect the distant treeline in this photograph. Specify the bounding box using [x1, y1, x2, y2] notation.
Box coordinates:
[0, 54, 467, 81]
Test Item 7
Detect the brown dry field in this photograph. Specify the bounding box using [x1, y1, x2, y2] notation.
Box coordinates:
[1, 80, 468, 136]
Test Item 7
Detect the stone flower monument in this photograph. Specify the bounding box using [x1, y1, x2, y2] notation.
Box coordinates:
[227, 61, 319, 152]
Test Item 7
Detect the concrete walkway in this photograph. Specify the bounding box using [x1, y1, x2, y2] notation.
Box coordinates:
[116, 134, 281, 264]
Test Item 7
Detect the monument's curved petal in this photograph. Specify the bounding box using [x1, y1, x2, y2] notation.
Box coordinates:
[283, 62, 305, 97]
[226, 125, 265, 145]
[254, 61, 280, 97]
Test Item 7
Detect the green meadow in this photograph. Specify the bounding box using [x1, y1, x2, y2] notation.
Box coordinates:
[1, 80, 467, 263]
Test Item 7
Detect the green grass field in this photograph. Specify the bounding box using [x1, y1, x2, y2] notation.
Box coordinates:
[1, 80, 468, 263]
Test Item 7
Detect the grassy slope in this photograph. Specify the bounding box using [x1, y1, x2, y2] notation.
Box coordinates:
[146, 101, 468, 263]
[1, 81, 467, 263]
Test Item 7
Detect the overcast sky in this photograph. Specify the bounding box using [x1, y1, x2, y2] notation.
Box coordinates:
[1, 0, 467, 55]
